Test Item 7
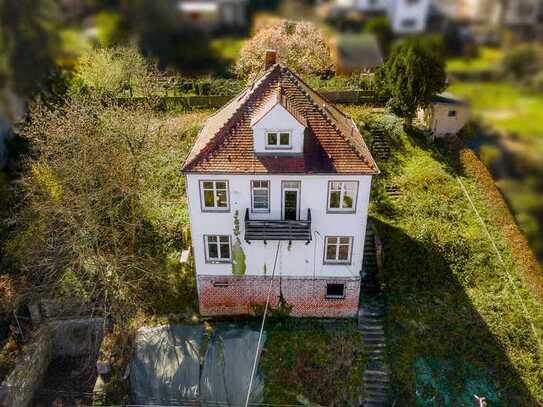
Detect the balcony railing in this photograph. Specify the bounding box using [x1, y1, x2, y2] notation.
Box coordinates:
[244, 208, 312, 244]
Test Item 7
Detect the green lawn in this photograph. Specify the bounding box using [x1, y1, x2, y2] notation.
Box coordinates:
[346, 108, 543, 405]
[447, 47, 503, 73]
[449, 81, 543, 147]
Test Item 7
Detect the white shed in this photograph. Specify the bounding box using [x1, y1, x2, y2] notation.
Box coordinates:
[418, 93, 470, 137]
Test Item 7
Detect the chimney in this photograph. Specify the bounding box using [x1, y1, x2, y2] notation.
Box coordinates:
[264, 49, 277, 70]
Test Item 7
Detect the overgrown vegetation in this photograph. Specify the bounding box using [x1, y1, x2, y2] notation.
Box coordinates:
[260, 320, 365, 405]
[345, 108, 543, 405]
[4, 48, 202, 321]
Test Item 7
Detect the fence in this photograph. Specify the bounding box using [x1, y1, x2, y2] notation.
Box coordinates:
[120, 89, 380, 110]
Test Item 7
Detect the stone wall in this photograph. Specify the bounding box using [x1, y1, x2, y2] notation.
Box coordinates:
[197, 276, 360, 318]
[0, 326, 53, 407]
[0, 318, 105, 407]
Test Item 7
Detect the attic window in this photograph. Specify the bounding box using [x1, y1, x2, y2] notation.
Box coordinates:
[266, 131, 291, 149]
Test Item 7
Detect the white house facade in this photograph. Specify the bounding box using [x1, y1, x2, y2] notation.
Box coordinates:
[182, 52, 379, 317]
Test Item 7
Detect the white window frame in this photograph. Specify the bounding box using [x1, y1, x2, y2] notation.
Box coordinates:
[324, 236, 353, 265]
[204, 235, 232, 263]
[200, 180, 230, 211]
[327, 181, 358, 213]
[251, 180, 270, 213]
[265, 130, 292, 149]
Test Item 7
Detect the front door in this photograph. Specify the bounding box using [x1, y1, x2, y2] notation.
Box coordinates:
[282, 181, 300, 220]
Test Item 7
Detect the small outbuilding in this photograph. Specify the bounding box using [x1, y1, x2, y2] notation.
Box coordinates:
[418, 93, 470, 137]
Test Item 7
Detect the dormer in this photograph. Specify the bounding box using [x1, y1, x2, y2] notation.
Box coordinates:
[250, 88, 307, 155]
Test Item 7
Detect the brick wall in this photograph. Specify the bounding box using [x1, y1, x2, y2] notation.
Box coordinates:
[197, 276, 360, 318]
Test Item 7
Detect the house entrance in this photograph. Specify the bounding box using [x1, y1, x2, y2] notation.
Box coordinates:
[282, 181, 300, 221]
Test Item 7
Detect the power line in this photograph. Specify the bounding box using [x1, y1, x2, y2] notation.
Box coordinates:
[244, 241, 281, 407]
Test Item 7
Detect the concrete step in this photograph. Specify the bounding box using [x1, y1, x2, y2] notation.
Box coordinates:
[358, 324, 384, 331]
[364, 375, 391, 384]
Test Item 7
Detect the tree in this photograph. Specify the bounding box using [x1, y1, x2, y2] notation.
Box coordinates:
[0, 0, 60, 97]
[502, 44, 543, 80]
[234, 20, 333, 80]
[5, 48, 199, 318]
[376, 36, 447, 122]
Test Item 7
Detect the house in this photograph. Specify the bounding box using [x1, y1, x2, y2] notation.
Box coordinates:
[417, 93, 470, 137]
[387, 0, 432, 34]
[182, 51, 379, 317]
[334, 33, 384, 74]
[331, 0, 432, 33]
[176, 0, 247, 31]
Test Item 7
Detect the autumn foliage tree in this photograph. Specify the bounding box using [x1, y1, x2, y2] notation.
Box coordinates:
[234, 20, 333, 80]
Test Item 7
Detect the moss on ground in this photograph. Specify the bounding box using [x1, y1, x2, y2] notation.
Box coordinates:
[260, 320, 365, 406]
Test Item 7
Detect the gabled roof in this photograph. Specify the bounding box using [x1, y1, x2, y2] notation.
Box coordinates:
[182, 64, 379, 175]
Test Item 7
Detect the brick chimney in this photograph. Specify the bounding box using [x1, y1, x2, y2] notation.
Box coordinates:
[264, 49, 277, 70]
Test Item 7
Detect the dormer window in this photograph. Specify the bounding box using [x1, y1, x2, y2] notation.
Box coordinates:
[266, 131, 291, 149]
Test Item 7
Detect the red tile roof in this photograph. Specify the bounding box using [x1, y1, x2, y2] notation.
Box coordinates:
[182, 64, 379, 175]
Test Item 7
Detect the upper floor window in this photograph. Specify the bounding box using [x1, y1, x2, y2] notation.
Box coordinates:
[205, 235, 231, 262]
[324, 236, 353, 264]
[266, 131, 291, 149]
[251, 180, 270, 212]
[328, 181, 358, 212]
[200, 180, 229, 211]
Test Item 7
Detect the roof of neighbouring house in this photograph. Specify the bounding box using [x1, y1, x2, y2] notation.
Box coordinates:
[181, 64, 379, 175]
[336, 33, 383, 72]
[432, 92, 469, 106]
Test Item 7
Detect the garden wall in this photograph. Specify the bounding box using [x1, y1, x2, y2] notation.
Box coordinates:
[0, 318, 105, 407]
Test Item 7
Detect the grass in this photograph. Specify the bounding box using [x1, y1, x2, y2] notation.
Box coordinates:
[346, 109, 543, 405]
[260, 319, 365, 405]
[210, 36, 246, 65]
[447, 47, 503, 73]
[448, 81, 543, 147]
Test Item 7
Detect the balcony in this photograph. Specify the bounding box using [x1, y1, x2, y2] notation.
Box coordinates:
[244, 208, 312, 244]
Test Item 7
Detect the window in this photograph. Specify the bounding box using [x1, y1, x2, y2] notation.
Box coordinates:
[328, 181, 358, 212]
[251, 180, 270, 212]
[401, 19, 416, 28]
[266, 131, 291, 148]
[448, 110, 457, 117]
[324, 236, 353, 264]
[200, 180, 229, 210]
[326, 283, 345, 299]
[205, 235, 231, 262]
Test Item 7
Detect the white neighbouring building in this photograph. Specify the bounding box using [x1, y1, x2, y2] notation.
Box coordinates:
[182, 51, 379, 317]
[333, 0, 432, 33]
[418, 93, 470, 137]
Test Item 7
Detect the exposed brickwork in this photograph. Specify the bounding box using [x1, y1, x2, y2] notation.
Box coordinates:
[197, 275, 361, 318]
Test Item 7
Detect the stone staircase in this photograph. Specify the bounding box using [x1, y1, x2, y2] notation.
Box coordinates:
[370, 130, 391, 161]
[359, 223, 391, 406]
[384, 185, 402, 200]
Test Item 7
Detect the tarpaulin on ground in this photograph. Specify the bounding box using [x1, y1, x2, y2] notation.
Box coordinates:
[130, 324, 265, 405]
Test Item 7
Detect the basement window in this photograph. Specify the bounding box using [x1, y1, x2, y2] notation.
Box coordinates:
[213, 281, 229, 288]
[326, 283, 345, 299]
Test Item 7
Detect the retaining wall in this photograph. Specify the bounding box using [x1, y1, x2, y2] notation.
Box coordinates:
[0, 318, 105, 407]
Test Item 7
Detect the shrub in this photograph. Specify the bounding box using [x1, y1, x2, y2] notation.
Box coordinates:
[502, 44, 543, 80]
[234, 20, 332, 80]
